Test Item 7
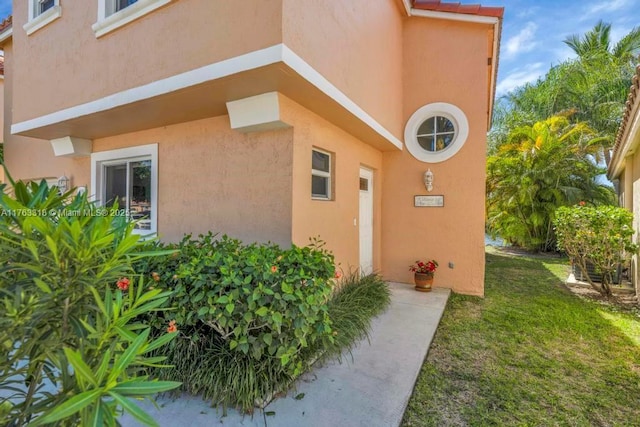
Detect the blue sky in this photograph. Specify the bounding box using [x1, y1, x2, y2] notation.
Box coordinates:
[0, 1, 638, 98]
[475, 0, 640, 96]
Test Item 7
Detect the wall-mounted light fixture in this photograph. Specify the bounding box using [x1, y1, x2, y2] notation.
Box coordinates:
[57, 175, 70, 194]
[423, 169, 434, 192]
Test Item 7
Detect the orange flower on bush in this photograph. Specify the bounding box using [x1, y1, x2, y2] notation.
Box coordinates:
[167, 320, 177, 333]
[271, 265, 278, 273]
[334, 271, 342, 279]
[116, 277, 130, 291]
[579, 201, 586, 206]
[152, 272, 161, 282]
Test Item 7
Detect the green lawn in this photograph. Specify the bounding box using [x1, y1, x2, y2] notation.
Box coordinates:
[402, 249, 640, 426]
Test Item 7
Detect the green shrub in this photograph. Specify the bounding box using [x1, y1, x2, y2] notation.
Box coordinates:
[145, 272, 390, 413]
[136, 235, 391, 412]
[0, 179, 179, 426]
[136, 233, 336, 376]
[554, 205, 638, 296]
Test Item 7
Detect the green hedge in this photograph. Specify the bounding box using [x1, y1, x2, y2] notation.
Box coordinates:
[136, 233, 337, 376]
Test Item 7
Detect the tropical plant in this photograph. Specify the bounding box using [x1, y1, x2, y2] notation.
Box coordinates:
[487, 115, 615, 251]
[554, 205, 637, 297]
[0, 178, 179, 426]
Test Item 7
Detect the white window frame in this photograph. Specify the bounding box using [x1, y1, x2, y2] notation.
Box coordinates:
[90, 144, 158, 235]
[311, 148, 332, 200]
[93, 0, 174, 38]
[404, 102, 469, 163]
[24, 0, 62, 36]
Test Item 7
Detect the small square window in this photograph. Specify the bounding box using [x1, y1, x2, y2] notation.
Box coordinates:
[311, 149, 332, 200]
[359, 177, 369, 191]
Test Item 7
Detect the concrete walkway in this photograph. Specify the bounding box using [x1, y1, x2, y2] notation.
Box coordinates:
[121, 283, 450, 427]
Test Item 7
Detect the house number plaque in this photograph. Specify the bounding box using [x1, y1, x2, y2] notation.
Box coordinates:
[414, 195, 444, 207]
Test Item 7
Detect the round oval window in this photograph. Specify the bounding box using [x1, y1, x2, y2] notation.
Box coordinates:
[404, 103, 469, 163]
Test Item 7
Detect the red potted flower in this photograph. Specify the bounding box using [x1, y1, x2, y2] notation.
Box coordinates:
[409, 259, 439, 292]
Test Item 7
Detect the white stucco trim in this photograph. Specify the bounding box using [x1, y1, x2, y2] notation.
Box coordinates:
[400, 0, 412, 16]
[226, 92, 291, 133]
[12, 44, 402, 150]
[404, 102, 469, 163]
[50, 136, 93, 157]
[23, 4, 62, 36]
[93, 0, 175, 38]
[90, 143, 158, 235]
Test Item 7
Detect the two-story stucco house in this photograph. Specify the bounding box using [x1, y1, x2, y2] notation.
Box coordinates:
[0, 0, 503, 296]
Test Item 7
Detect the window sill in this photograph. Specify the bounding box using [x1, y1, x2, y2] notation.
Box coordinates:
[92, 0, 173, 38]
[23, 5, 62, 36]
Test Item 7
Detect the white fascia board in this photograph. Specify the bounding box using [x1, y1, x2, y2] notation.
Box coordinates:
[410, 8, 499, 25]
[0, 26, 12, 44]
[12, 44, 402, 150]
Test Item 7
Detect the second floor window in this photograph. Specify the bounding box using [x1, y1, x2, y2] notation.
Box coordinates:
[106, 0, 139, 17]
[38, 0, 55, 15]
[114, 0, 138, 13]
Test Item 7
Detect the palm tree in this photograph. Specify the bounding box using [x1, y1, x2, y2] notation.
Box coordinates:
[487, 116, 615, 251]
[564, 20, 640, 63]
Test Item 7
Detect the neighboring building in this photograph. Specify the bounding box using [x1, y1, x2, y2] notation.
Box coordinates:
[608, 64, 640, 295]
[0, 0, 503, 296]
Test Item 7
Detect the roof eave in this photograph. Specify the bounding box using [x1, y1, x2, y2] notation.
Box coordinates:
[0, 25, 12, 45]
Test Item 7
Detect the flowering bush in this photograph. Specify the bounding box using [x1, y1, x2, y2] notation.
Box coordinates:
[410, 259, 439, 275]
[135, 233, 337, 376]
[554, 205, 637, 297]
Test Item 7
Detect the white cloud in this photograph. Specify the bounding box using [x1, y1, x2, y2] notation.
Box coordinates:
[516, 7, 539, 19]
[496, 63, 546, 96]
[504, 22, 539, 59]
[585, 0, 632, 17]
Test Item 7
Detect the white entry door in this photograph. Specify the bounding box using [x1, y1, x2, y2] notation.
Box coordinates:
[359, 167, 373, 275]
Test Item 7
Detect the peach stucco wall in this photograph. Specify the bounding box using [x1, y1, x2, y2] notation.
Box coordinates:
[2, 41, 89, 185]
[281, 95, 383, 274]
[282, 0, 404, 140]
[381, 19, 491, 296]
[11, 0, 284, 123]
[92, 117, 294, 246]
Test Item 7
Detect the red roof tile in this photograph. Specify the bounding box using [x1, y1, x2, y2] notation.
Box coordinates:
[413, 0, 504, 19]
[0, 15, 12, 34]
[609, 64, 640, 177]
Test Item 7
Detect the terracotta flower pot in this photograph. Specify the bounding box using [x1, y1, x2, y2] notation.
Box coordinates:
[414, 272, 434, 292]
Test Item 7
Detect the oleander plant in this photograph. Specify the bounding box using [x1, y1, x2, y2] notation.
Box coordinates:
[0, 177, 180, 426]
